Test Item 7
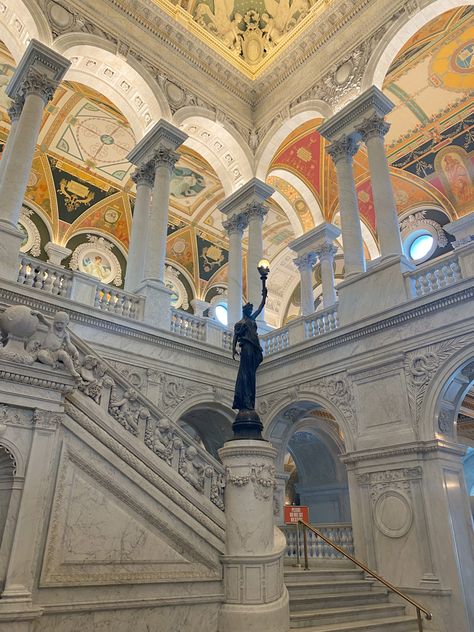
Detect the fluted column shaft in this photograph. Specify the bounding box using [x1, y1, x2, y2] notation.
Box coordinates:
[143, 148, 179, 284]
[125, 162, 155, 291]
[294, 252, 317, 316]
[357, 113, 403, 258]
[224, 213, 248, 327]
[0, 96, 23, 189]
[246, 202, 267, 319]
[0, 70, 58, 228]
[318, 243, 338, 308]
[327, 136, 366, 277]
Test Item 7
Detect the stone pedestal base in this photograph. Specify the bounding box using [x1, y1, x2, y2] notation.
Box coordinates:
[218, 440, 289, 632]
[233, 408, 264, 440]
[136, 279, 173, 329]
[337, 254, 414, 325]
[0, 221, 24, 282]
[0, 602, 42, 632]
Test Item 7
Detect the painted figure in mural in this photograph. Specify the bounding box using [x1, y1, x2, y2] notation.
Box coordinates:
[441, 153, 473, 204]
[232, 287, 268, 411]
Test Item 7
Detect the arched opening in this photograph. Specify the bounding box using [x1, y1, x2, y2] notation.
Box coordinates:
[0, 444, 17, 591]
[177, 405, 233, 460]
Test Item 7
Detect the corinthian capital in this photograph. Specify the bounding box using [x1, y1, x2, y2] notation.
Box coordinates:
[152, 147, 180, 173]
[316, 243, 338, 261]
[357, 113, 390, 143]
[223, 212, 248, 236]
[20, 68, 58, 105]
[244, 201, 268, 222]
[132, 161, 155, 187]
[7, 94, 24, 122]
[294, 252, 317, 271]
[326, 134, 359, 165]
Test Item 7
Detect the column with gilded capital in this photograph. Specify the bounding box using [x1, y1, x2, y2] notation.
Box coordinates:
[357, 113, 403, 258]
[326, 135, 365, 277]
[127, 120, 188, 327]
[0, 41, 70, 281]
[223, 213, 248, 327]
[124, 161, 155, 292]
[293, 253, 317, 316]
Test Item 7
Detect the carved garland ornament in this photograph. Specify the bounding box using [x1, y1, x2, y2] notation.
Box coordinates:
[226, 463, 276, 500]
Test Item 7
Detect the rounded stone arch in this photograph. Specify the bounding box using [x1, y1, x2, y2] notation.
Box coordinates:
[52, 34, 170, 139]
[263, 392, 355, 461]
[174, 107, 253, 195]
[0, 0, 52, 62]
[268, 167, 324, 228]
[256, 102, 333, 181]
[0, 438, 24, 478]
[420, 345, 474, 442]
[362, 0, 471, 90]
[171, 397, 234, 460]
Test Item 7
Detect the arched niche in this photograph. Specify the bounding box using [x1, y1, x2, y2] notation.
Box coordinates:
[175, 401, 234, 461]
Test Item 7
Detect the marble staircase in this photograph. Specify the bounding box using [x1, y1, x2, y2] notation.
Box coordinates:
[285, 563, 420, 631]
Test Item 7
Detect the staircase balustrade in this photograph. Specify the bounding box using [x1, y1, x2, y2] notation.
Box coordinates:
[170, 309, 207, 341]
[260, 328, 290, 356]
[17, 255, 72, 297]
[305, 306, 339, 338]
[94, 284, 145, 320]
[282, 523, 354, 560]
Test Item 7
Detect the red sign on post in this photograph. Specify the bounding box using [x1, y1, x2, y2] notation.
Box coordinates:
[284, 505, 309, 524]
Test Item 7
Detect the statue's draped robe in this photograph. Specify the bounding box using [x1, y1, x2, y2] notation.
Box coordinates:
[232, 316, 263, 410]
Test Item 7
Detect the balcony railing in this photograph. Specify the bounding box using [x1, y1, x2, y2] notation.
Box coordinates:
[281, 523, 354, 560]
[18, 255, 73, 297]
[405, 251, 462, 298]
[94, 284, 145, 320]
[261, 327, 289, 356]
[305, 305, 339, 338]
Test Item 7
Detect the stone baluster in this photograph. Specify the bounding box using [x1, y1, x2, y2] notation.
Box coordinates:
[317, 243, 338, 308]
[326, 135, 366, 277]
[245, 201, 268, 322]
[0, 41, 70, 281]
[357, 113, 403, 258]
[223, 213, 248, 327]
[124, 161, 155, 292]
[294, 252, 317, 316]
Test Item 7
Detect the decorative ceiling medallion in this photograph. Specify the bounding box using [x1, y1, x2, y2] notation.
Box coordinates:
[18, 207, 41, 257]
[70, 235, 122, 286]
[165, 265, 189, 310]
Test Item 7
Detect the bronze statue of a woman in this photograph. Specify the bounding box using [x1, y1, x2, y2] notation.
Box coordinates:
[231, 285, 267, 439]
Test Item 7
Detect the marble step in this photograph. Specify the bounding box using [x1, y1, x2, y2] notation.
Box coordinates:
[290, 602, 407, 627]
[284, 569, 365, 583]
[289, 589, 389, 612]
[286, 579, 375, 595]
[290, 615, 419, 632]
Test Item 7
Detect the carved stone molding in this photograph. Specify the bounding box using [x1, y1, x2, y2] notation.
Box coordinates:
[356, 112, 390, 143]
[404, 335, 473, 429]
[400, 211, 448, 248]
[225, 463, 276, 501]
[294, 252, 317, 272]
[7, 94, 24, 122]
[131, 161, 155, 187]
[222, 212, 249, 236]
[305, 373, 356, 428]
[33, 409, 64, 431]
[326, 135, 359, 164]
[152, 147, 180, 173]
[20, 68, 59, 105]
[0, 405, 33, 433]
[159, 374, 210, 410]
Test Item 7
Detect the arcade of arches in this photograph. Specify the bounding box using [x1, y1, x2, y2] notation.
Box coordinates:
[0, 0, 472, 631]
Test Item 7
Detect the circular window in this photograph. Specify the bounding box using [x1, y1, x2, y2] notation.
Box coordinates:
[409, 233, 435, 261]
[215, 303, 228, 326]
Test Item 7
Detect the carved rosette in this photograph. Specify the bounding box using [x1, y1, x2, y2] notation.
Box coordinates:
[356, 113, 390, 143]
[152, 147, 180, 174]
[316, 243, 338, 262]
[132, 161, 155, 188]
[20, 68, 59, 105]
[326, 135, 359, 165]
[293, 252, 317, 272]
[222, 212, 249, 236]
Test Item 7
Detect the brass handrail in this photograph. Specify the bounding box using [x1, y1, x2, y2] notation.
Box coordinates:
[298, 519, 432, 632]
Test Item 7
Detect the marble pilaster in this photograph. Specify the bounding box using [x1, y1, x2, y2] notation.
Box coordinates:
[293, 253, 317, 316]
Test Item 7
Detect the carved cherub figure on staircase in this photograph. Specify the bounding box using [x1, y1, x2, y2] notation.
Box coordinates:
[32, 311, 80, 379]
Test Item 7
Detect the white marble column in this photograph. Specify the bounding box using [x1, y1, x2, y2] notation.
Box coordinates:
[124, 161, 155, 292]
[357, 113, 403, 258]
[0, 96, 23, 188]
[223, 213, 248, 327]
[144, 148, 179, 284]
[326, 135, 366, 277]
[246, 201, 268, 320]
[294, 252, 317, 316]
[317, 243, 338, 308]
[218, 440, 289, 632]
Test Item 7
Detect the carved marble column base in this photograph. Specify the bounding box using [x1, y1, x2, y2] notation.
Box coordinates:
[135, 279, 173, 329]
[337, 254, 414, 326]
[0, 221, 24, 281]
[0, 601, 43, 632]
[218, 440, 289, 632]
